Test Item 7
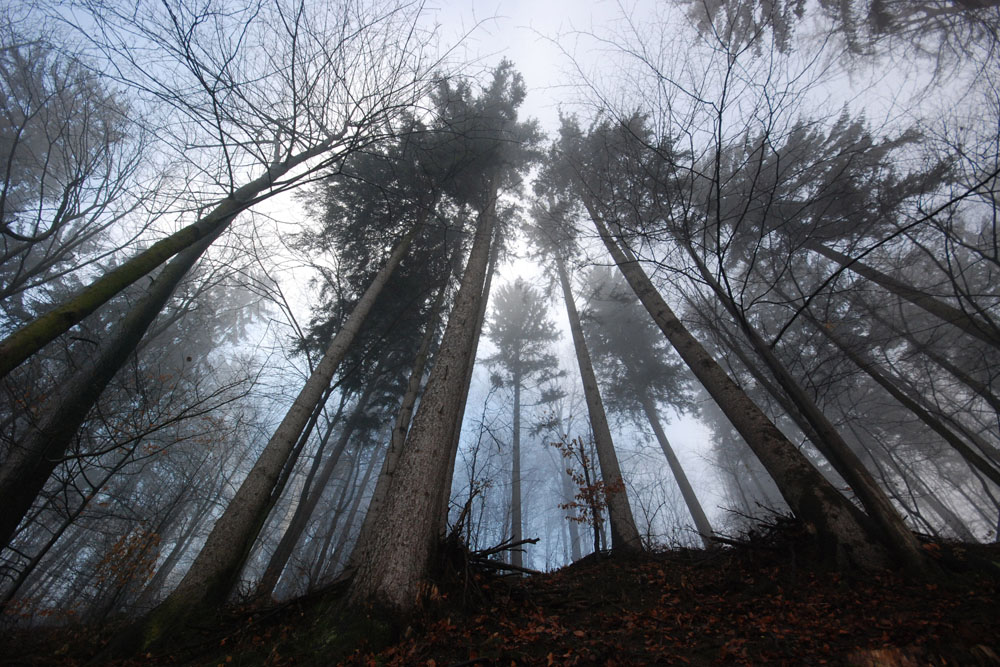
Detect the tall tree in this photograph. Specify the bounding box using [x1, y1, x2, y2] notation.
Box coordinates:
[581, 267, 713, 547]
[348, 62, 541, 611]
[484, 279, 561, 568]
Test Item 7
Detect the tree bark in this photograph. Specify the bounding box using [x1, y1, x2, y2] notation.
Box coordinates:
[582, 195, 893, 571]
[804, 239, 1000, 350]
[437, 225, 502, 533]
[347, 283, 447, 571]
[256, 381, 376, 599]
[131, 224, 417, 649]
[510, 370, 524, 568]
[348, 188, 496, 611]
[555, 255, 643, 552]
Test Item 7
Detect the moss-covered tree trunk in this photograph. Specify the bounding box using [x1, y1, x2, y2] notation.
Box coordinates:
[0, 224, 225, 551]
[0, 139, 338, 379]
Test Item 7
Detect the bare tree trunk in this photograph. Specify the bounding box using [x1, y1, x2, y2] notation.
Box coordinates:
[0, 225, 224, 550]
[256, 381, 375, 598]
[804, 240, 1000, 351]
[510, 371, 524, 568]
[325, 443, 383, 579]
[678, 243, 928, 573]
[636, 391, 714, 547]
[582, 197, 895, 571]
[348, 188, 496, 611]
[130, 225, 417, 649]
[0, 138, 341, 379]
[347, 283, 447, 571]
[555, 255, 642, 552]
[559, 465, 583, 561]
[799, 306, 1000, 488]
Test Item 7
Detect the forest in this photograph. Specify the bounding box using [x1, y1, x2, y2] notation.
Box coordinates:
[1, 0, 999, 664]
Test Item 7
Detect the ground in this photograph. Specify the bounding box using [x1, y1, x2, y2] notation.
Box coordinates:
[3, 521, 999, 666]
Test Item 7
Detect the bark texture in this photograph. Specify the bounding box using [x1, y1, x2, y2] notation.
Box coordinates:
[348, 193, 496, 611]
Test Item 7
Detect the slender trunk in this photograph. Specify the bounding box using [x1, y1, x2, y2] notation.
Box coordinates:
[801, 308, 1000, 488]
[348, 188, 496, 611]
[347, 283, 447, 570]
[308, 447, 363, 590]
[256, 382, 375, 598]
[0, 226, 223, 550]
[865, 302, 1000, 414]
[560, 466, 583, 561]
[578, 437, 602, 554]
[804, 240, 1000, 350]
[555, 255, 642, 552]
[326, 443, 383, 578]
[0, 138, 339, 379]
[136, 494, 216, 609]
[680, 241, 928, 573]
[582, 196, 893, 570]
[636, 391, 714, 547]
[133, 226, 416, 648]
[510, 371, 523, 568]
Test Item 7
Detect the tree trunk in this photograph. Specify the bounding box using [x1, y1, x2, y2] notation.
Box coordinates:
[560, 466, 583, 561]
[256, 382, 375, 599]
[325, 443, 383, 579]
[510, 371, 524, 568]
[437, 225, 502, 534]
[131, 225, 417, 649]
[555, 255, 643, 552]
[348, 188, 496, 611]
[679, 243, 928, 573]
[582, 196, 894, 571]
[0, 226, 224, 550]
[0, 138, 339, 379]
[804, 312, 1000, 488]
[804, 240, 1000, 351]
[636, 391, 714, 547]
[347, 283, 447, 571]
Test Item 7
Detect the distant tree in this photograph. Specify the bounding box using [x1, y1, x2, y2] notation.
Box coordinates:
[484, 279, 561, 568]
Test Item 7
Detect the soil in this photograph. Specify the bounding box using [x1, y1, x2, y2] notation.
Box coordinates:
[3, 521, 998, 666]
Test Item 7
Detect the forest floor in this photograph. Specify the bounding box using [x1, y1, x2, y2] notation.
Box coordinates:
[3, 519, 1000, 666]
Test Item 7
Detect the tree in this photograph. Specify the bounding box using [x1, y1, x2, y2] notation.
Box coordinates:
[581, 267, 714, 547]
[0, 0, 437, 379]
[484, 279, 561, 568]
[348, 62, 542, 611]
